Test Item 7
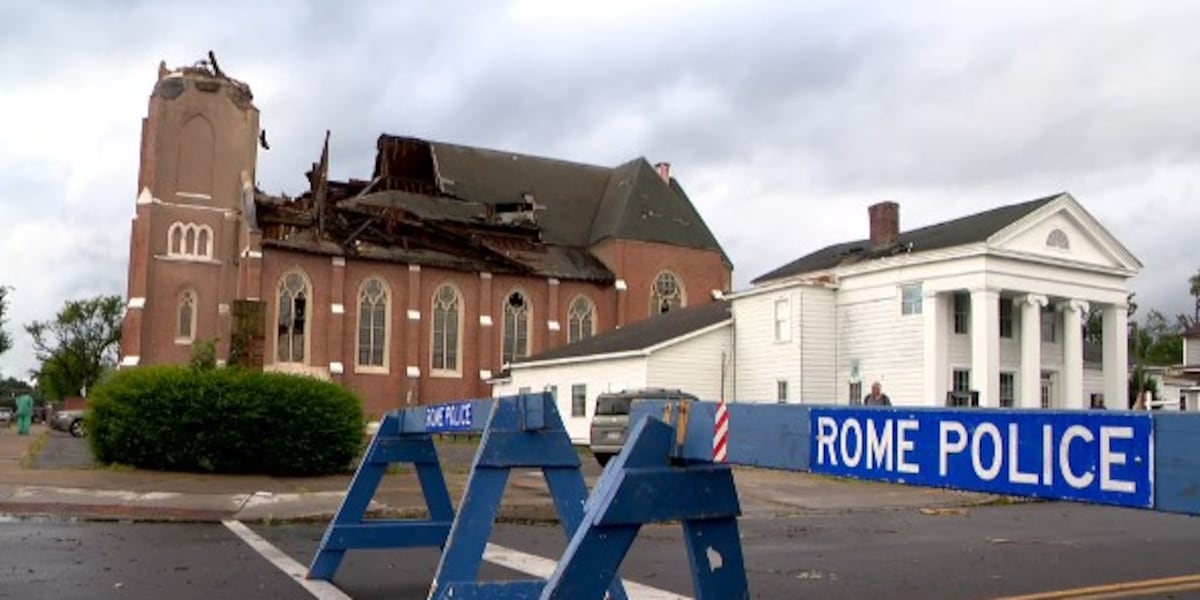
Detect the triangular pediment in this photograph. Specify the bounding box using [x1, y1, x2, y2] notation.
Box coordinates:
[988, 193, 1141, 273]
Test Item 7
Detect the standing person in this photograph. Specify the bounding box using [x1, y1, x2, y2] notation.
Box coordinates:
[15, 393, 33, 436]
[863, 382, 891, 406]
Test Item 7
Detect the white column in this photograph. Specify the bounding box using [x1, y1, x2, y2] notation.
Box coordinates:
[970, 288, 1000, 407]
[1019, 294, 1048, 408]
[923, 290, 949, 407]
[1060, 299, 1089, 409]
[1102, 302, 1129, 410]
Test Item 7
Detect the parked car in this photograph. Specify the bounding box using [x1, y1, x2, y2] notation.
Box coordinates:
[0, 407, 12, 426]
[50, 409, 86, 438]
[589, 388, 699, 466]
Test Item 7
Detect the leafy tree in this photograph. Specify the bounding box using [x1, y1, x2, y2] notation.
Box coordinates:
[1128, 364, 1160, 409]
[1190, 269, 1200, 323]
[34, 351, 89, 401]
[1083, 292, 1137, 345]
[1134, 310, 1183, 366]
[0, 376, 36, 409]
[0, 285, 11, 358]
[25, 295, 123, 398]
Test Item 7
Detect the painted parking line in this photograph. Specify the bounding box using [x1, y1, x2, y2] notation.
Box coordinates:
[222, 520, 352, 600]
[994, 573, 1200, 599]
[483, 542, 691, 600]
[225, 519, 689, 599]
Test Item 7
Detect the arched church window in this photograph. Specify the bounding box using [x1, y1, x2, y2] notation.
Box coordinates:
[357, 278, 389, 369]
[177, 289, 197, 341]
[567, 296, 595, 343]
[431, 284, 462, 373]
[502, 290, 531, 365]
[651, 271, 684, 315]
[277, 271, 310, 363]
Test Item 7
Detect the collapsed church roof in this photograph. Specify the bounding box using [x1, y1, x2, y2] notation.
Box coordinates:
[255, 135, 730, 281]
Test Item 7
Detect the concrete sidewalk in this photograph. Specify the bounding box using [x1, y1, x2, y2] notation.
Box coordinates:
[0, 423, 996, 523]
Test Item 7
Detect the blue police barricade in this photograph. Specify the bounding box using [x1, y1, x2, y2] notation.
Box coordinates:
[308, 398, 493, 580]
[428, 392, 627, 600]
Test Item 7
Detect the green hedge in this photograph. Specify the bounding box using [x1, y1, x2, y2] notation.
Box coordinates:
[87, 366, 364, 476]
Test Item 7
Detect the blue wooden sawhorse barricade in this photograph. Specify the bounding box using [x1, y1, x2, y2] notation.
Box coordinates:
[308, 393, 635, 599]
[313, 392, 1200, 599]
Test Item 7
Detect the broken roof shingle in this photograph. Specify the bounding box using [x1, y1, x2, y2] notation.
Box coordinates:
[258, 135, 730, 281]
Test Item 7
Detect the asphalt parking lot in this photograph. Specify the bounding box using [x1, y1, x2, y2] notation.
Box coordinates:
[8, 430, 1200, 599]
[5, 500, 1200, 599]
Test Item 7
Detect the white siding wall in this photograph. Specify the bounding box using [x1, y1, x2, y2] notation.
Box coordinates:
[801, 291, 838, 403]
[493, 356, 648, 443]
[645, 324, 732, 401]
[1083, 367, 1105, 407]
[835, 287, 924, 405]
[732, 285, 836, 404]
[1185, 337, 1200, 366]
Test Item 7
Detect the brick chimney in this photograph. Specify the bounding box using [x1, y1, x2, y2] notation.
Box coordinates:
[868, 201, 900, 248]
[654, 162, 671, 183]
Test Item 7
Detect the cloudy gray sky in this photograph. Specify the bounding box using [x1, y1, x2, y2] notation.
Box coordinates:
[2, 1, 1198, 379]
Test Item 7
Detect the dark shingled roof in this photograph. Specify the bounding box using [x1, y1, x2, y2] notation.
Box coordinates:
[1185, 324, 1200, 338]
[427, 139, 728, 258]
[753, 194, 1063, 284]
[514, 301, 731, 364]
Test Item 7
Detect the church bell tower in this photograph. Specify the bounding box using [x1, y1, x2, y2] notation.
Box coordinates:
[119, 55, 260, 367]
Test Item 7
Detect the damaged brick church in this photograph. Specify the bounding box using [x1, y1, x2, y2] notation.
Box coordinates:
[119, 57, 732, 416]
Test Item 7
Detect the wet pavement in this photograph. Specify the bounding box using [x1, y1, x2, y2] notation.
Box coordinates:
[4, 502, 1200, 599]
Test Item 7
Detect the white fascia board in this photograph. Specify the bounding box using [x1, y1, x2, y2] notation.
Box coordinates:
[509, 349, 650, 370]
[987, 248, 1139, 278]
[725, 279, 832, 301]
[643, 319, 733, 354]
[511, 318, 734, 370]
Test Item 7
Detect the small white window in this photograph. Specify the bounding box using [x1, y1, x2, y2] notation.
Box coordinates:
[999, 372, 1015, 408]
[774, 298, 791, 343]
[777, 380, 789, 403]
[952, 369, 971, 393]
[166, 222, 215, 259]
[953, 293, 969, 334]
[571, 384, 587, 417]
[1046, 229, 1070, 250]
[901, 284, 923, 315]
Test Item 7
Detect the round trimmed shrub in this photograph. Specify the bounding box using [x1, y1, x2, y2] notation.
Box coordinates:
[88, 366, 364, 476]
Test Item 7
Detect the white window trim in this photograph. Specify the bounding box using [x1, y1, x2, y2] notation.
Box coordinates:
[501, 288, 533, 366]
[166, 221, 215, 260]
[567, 295, 596, 344]
[354, 277, 391, 375]
[175, 289, 198, 344]
[774, 297, 792, 343]
[651, 270, 686, 315]
[900, 283, 923, 316]
[274, 269, 313, 366]
[430, 283, 464, 378]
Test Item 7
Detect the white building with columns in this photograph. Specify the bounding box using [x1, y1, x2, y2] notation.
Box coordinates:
[739, 193, 1141, 409]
